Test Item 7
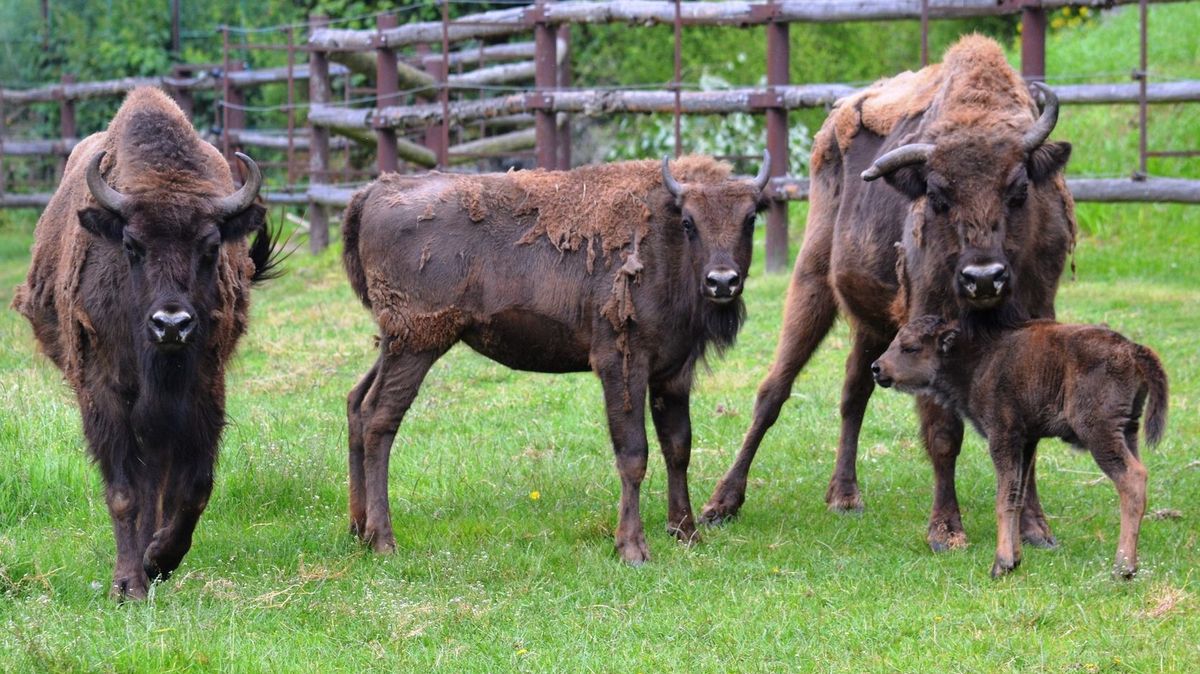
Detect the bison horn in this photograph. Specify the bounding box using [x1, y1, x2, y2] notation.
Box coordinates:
[860, 143, 936, 182]
[1022, 81, 1059, 152]
[86, 151, 130, 216]
[661, 155, 685, 200]
[214, 152, 263, 218]
[752, 149, 771, 192]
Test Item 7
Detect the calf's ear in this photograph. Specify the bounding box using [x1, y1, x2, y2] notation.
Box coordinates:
[1027, 141, 1071, 183]
[77, 208, 124, 242]
[937, 326, 960, 354]
[219, 203, 267, 243]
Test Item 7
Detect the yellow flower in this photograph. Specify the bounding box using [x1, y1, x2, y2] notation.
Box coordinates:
[529, 490, 541, 501]
[516, 648, 529, 656]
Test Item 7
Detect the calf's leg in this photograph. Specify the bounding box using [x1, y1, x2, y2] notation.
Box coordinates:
[650, 374, 698, 545]
[595, 350, 652, 564]
[359, 347, 444, 554]
[347, 356, 381, 539]
[1086, 427, 1148, 579]
[918, 397, 968, 552]
[988, 434, 1028, 578]
[1019, 453, 1058, 549]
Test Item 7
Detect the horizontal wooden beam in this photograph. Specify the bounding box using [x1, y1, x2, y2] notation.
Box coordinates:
[1, 138, 77, 155]
[309, 0, 1180, 51]
[772, 176, 1200, 203]
[229, 129, 353, 150]
[226, 63, 350, 86]
[1054, 80, 1200, 105]
[2, 74, 216, 104]
[449, 127, 536, 163]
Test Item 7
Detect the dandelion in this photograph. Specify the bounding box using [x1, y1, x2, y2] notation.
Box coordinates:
[516, 648, 529, 656]
[529, 490, 541, 501]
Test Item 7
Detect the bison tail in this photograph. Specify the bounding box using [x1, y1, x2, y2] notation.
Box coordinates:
[342, 186, 372, 309]
[1135, 344, 1169, 447]
[249, 216, 286, 285]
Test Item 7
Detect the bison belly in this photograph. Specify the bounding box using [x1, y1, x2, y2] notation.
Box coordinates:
[461, 308, 591, 373]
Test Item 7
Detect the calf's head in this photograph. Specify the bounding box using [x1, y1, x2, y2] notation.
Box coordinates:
[77, 151, 265, 352]
[661, 151, 771, 306]
[862, 83, 1071, 315]
[871, 315, 960, 393]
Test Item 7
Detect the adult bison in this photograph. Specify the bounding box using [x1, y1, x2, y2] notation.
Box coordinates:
[12, 87, 276, 599]
[342, 154, 769, 563]
[700, 35, 1077, 551]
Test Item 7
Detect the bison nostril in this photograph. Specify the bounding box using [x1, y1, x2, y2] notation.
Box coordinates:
[871, 362, 881, 375]
[705, 269, 740, 294]
[150, 310, 194, 342]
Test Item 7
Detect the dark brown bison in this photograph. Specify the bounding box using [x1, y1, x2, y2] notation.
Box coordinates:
[12, 87, 276, 599]
[872, 315, 1168, 578]
[342, 154, 769, 564]
[701, 35, 1078, 551]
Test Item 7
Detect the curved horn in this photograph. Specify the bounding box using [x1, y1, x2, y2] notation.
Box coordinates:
[86, 151, 129, 215]
[1022, 81, 1059, 151]
[860, 143, 935, 182]
[661, 155, 684, 199]
[214, 152, 263, 217]
[751, 149, 771, 192]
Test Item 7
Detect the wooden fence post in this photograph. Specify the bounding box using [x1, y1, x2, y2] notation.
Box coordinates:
[557, 24, 572, 169]
[1020, 5, 1046, 82]
[532, 1, 558, 169]
[58, 74, 76, 179]
[375, 14, 400, 174]
[763, 9, 790, 273]
[308, 14, 332, 253]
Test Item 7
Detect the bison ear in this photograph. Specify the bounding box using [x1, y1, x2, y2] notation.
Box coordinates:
[937, 326, 960, 354]
[1027, 141, 1071, 183]
[77, 208, 124, 242]
[882, 164, 928, 201]
[219, 202, 266, 243]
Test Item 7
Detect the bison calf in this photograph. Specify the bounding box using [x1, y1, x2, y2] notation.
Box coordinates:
[343, 155, 768, 564]
[872, 316, 1167, 579]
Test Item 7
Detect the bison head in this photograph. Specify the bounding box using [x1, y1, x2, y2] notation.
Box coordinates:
[77, 150, 265, 352]
[661, 152, 770, 352]
[871, 315, 959, 394]
[863, 83, 1071, 317]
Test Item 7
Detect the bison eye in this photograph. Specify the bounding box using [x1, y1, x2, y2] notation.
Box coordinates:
[900, 344, 921, 354]
[682, 216, 696, 239]
[743, 215, 757, 237]
[123, 239, 144, 263]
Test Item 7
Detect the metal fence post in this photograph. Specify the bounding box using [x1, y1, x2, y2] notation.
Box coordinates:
[307, 14, 332, 253]
[764, 8, 790, 273]
[532, 0, 558, 169]
[375, 14, 400, 174]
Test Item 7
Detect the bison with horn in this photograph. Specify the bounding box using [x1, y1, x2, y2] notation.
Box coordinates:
[342, 154, 769, 564]
[12, 87, 278, 599]
[701, 35, 1077, 553]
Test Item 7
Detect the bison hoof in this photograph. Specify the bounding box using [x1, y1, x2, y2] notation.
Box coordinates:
[1113, 559, 1138, 580]
[824, 486, 864, 514]
[666, 521, 700, 547]
[616, 534, 651, 566]
[990, 556, 1020, 579]
[110, 573, 150, 601]
[349, 517, 367, 541]
[698, 482, 746, 525]
[1020, 517, 1058, 549]
[927, 523, 969, 553]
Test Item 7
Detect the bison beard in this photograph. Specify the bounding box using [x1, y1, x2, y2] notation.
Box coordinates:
[343, 154, 768, 564]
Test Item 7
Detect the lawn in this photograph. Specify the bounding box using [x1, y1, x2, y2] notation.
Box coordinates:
[2, 5, 1199, 673]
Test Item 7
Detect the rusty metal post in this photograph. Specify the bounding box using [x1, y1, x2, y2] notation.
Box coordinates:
[0, 90, 6, 199]
[557, 23, 572, 169]
[920, 0, 929, 66]
[58, 75, 76, 178]
[307, 14, 332, 253]
[1020, 4, 1046, 82]
[764, 9, 790, 273]
[532, 0, 558, 169]
[1135, 0, 1149, 180]
[438, 0, 452, 168]
[375, 14, 400, 174]
[224, 62, 246, 171]
[169, 65, 195, 119]
[672, 0, 683, 158]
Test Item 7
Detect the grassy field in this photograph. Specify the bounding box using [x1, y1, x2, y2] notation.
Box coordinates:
[3, 5, 1200, 673]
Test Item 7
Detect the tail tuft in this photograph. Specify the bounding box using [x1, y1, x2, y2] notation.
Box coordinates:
[1135, 345, 1169, 447]
[341, 185, 372, 309]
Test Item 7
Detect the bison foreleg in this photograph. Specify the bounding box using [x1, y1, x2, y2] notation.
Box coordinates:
[917, 396, 968, 552]
[596, 350, 651, 565]
[347, 355, 382, 540]
[650, 376, 698, 546]
[144, 464, 214, 582]
[359, 347, 444, 554]
[826, 328, 890, 513]
[89, 409, 153, 600]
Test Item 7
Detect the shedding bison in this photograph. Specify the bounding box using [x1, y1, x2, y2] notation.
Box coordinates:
[12, 87, 276, 599]
[701, 35, 1078, 552]
[343, 154, 768, 563]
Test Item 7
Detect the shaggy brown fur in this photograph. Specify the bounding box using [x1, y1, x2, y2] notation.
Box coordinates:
[873, 316, 1168, 579]
[11, 87, 275, 600]
[342, 156, 766, 564]
[701, 36, 1077, 555]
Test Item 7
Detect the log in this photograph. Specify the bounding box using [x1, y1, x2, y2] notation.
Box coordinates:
[309, 84, 855, 129]
[262, 190, 312, 205]
[226, 63, 350, 87]
[1, 138, 77, 155]
[449, 127, 536, 163]
[2, 74, 216, 104]
[0, 193, 52, 208]
[1066, 177, 1200, 203]
[307, 184, 357, 207]
[309, 0, 1182, 50]
[330, 51, 436, 91]
[449, 61, 536, 87]
[1054, 80, 1200, 105]
[230, 129, 351, 150]
[437, 42, 536, 68]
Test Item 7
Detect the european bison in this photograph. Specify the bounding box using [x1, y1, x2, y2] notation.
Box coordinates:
[342, 154, 769, 563]
[872, 316, 1168, 578]
[701, 35, 1078, 552]
[12, 87, 276, 599]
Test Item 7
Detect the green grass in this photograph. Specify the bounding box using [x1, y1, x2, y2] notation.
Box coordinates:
[2, 4, 1200, 672]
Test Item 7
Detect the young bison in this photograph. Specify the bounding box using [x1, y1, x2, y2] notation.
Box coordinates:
[871, 316, 1168, 579]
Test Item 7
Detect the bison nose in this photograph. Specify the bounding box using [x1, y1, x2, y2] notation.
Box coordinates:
[870, 361, 893, 388]
[704, 268, 742, 301]
[959, 263, 1009, 299]
[150, 310, 194, 344]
